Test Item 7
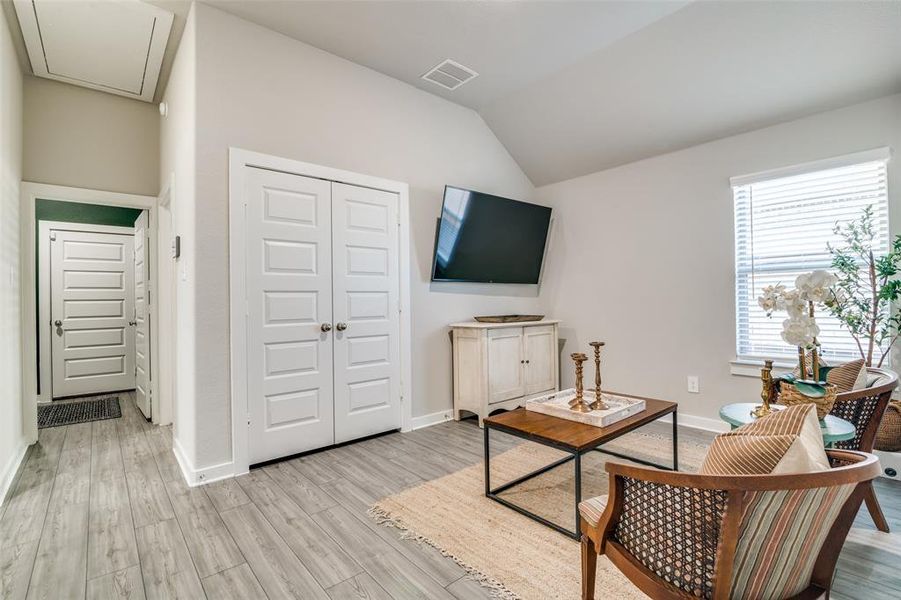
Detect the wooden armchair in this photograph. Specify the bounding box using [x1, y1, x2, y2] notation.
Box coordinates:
[580, 450, 881, 600]
[827, 367, 897, 532]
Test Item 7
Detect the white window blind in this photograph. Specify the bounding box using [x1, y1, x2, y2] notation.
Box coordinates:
[733, 150, 890, 362]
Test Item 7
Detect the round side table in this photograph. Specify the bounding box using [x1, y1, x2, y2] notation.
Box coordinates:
[718, 402, 855, 447]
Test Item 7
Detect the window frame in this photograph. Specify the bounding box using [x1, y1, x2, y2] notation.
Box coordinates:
[730, 147, 892, 375]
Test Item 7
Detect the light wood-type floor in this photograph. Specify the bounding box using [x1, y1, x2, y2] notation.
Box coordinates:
[1, 393, 899, 599]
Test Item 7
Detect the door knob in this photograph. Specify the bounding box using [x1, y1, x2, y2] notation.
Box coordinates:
[321, 323, 332, 332]
[336, 322, 347, 331]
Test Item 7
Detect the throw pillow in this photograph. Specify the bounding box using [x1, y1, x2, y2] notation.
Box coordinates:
[826, 359, 866, 392]
[791, 357, 865, 392]
[700, 404, 829, 475]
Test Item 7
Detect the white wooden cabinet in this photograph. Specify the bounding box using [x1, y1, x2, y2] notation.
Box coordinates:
[451, 320, 560, 426]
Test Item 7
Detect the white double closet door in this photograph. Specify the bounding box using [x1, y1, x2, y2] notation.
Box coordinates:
[245, 167, 401, 464]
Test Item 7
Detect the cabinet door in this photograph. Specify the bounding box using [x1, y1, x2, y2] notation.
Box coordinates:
[487, 327, 524, 403]
[524, 325, 557, 395]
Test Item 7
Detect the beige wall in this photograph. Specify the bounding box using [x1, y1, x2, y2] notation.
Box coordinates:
[24, 76, 160, 196]
[0, 5, 24, 500]
[536, 94, 901, 425]
[173, 3, 541, 468]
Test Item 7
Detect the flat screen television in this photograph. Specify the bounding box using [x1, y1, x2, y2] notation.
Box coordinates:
[430, 186, 552, 284]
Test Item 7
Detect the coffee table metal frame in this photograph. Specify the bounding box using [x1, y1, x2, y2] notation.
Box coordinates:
[483, 404, 678, 540]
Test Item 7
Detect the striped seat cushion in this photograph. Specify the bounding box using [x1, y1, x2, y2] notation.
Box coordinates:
[729, 484, 856, 599]
[700, 404, 830, 475]
[578, 494, 608, 526]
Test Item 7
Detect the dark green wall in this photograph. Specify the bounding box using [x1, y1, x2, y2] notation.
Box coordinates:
[36, 198, 143, 227]
[36, 199, 143, 395]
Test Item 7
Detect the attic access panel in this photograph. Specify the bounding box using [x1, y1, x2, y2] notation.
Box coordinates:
[14, 0, 173, 102]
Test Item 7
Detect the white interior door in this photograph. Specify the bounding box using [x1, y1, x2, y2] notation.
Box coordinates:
[246, 167, 335, 464]
[487, 327, 524, 403]
[331, 182, 401, 444]
[51, 230, 135, 397]
[133, 211, 151, 418]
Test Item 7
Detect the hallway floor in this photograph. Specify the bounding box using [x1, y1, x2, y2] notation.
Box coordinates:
[1, 394, 898, 599]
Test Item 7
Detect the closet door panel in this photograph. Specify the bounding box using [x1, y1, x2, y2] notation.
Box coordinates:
[245, 167, 334, 464]
[331, 182, 401, 444]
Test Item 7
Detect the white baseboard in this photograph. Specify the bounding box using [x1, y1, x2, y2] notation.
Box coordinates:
[1, 440, 29, 507]
[410, 410, 453, 431]
[657, 412, 730, 434]
[173, 436, 235, 487]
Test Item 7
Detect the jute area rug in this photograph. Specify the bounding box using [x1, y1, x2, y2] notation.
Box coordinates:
[370, 431, 707, 600]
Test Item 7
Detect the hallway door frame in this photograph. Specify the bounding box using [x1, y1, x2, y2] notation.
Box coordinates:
[21, 182, 160, 443]
[38, 221, 137, 401]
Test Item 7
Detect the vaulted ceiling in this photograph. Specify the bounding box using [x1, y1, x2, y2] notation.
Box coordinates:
[7, 1, 900, 186]
[203, 0, 901, 186]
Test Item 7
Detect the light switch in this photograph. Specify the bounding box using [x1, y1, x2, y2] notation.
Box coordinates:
[687, 376, 700, 393]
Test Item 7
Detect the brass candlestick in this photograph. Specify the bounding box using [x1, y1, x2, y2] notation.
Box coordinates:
[588, 341, 607, 410]
[752, 359, 775, 418]
[569, 353, 591, 413]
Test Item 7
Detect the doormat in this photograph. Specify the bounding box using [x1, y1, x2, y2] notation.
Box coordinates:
[38, 396, 122, 428]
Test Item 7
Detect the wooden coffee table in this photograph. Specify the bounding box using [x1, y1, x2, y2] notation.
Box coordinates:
[483, 396, 678, 539]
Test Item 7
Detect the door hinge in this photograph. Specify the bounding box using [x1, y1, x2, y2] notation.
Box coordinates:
[49, 231, 57, 241]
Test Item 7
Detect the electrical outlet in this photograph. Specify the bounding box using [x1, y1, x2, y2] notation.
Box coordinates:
[687, 376, 700, 393]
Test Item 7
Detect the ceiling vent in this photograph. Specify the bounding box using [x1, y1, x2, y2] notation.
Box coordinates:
[421, 59, 479, 91]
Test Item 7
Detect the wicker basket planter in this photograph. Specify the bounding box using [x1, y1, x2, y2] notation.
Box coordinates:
[876, 401, 901, 452]
[780, 382, 838, 420]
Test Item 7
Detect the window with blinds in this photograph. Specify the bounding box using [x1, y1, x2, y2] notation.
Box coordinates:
[733, 149, 890, 363]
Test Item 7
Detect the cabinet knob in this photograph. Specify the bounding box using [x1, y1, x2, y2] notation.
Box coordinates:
[520, 360, 525, 364]
[321, 323, 332, 332]
[526, 360, 530, 364]
[336, 322, 348, 332]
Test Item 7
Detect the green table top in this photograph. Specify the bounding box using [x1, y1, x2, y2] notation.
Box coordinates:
[719, 402, 855, 444]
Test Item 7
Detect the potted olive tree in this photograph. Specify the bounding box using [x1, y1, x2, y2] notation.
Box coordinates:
[827, 205, 901, 450]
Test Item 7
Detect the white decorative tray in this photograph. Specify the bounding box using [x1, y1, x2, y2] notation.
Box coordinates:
[526, 388, 646, 427]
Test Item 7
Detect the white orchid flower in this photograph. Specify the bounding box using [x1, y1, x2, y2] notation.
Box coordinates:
[796, 270, 838, 303]
[781, 288, 807, 318]
[781, 315, 819, 348]
[757, 284, 787, 316]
